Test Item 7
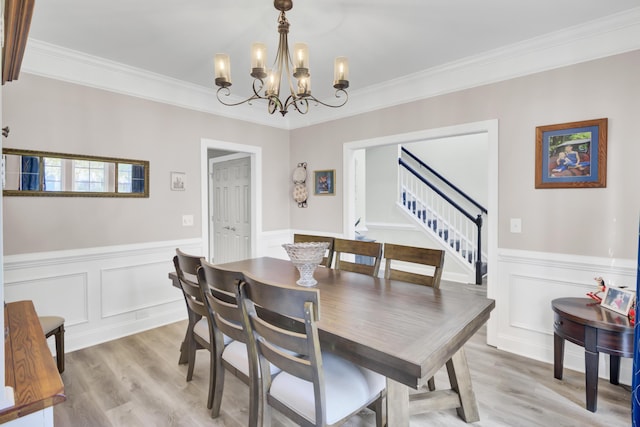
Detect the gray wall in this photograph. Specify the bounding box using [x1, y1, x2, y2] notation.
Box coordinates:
[2, 74, 290, 255]
[290, 50, 640, 260]
[4, 50, 640, 261]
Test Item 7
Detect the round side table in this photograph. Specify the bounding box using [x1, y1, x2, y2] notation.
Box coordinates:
[551, 297, 633, 412]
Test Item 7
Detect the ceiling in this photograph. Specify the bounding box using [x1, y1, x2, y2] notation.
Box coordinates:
[26, 0, 640, 120]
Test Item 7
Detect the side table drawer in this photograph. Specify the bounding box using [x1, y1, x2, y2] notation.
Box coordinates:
[554, 314, 585, 346]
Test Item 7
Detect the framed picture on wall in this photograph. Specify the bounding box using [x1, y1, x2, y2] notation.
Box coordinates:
[535, 118, 607, 189]
[314, 169, 335, 195]
[170, 172, 186, 191]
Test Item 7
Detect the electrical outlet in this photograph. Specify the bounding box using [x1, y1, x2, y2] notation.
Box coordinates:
[510, 218, 522, 233]
[182, 214, 194, 227]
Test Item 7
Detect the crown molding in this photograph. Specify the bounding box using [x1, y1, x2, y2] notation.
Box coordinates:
[20, 40, 292, 130]
[21, 7, 640, 130]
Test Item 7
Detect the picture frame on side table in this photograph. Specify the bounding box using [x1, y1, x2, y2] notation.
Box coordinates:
[535, 118, 607, 189]
[600, 286, 635, 316]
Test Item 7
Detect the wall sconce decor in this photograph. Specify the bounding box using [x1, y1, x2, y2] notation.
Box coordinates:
[292, 162, 307, 207]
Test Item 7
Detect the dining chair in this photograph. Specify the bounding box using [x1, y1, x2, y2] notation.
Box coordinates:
[383, 243, 445, 288]
[173, 249, 214, 406]
[293, 234, 335, 268]
[198, 258, 281, 424]
[383, 242, 444, 393]
[333, 237, 382, 277]
[238, 272, 386, 427]
[39, 315, 65, 373]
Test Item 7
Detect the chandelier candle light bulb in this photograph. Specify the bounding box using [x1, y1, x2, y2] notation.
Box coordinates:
[334, 57, 349, 89]
[251, 43, 267, 78]
[214, 54, 231, 87]
[297, 76, 310, 96]
[293, 43, 309, 75]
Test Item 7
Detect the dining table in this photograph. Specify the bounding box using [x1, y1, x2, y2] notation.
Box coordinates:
[169, 256, 495, 426]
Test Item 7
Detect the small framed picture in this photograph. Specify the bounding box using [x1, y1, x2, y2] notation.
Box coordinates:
[170, 172, 186, 191]
[600, 287, 635, 316]
[314, 169, 335, 196]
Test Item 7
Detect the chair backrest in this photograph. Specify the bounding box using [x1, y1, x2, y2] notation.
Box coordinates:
[333, 238, 382, 277]
[383, 243, 445, 288]
[197, 258, 246, 343]
[238, 272, 325, 425]
[293, 234, 335, 268]
[174, 249, 206, 318]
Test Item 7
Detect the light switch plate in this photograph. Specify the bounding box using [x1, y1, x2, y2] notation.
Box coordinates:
[510, 218, 522, 233]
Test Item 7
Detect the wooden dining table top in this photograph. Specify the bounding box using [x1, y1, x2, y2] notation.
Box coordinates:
[210, 256, 495, 389]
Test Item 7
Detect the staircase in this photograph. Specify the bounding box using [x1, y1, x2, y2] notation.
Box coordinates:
[398, 147, 487, 284]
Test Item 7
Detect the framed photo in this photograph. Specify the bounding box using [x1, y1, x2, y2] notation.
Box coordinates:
[535, 118, 607, 189]
[600, 286, 635, 316]
[170, 172, 186, 191]
[314, 169, 335, 196]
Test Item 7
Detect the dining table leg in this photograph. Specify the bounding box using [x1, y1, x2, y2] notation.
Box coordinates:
[386, 378, 410, 426]
[446, 347, 480, 422]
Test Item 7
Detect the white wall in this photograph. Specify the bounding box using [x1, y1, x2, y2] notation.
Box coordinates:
[2, 231, 292, 353]
[404, 133, 488, 207]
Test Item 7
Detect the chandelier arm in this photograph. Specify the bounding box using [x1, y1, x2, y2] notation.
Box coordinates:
[292, 97, 310, 114]
[216, 87, 262, 107]
[305, 89, 349, 109]
[252, 79, 266, 97]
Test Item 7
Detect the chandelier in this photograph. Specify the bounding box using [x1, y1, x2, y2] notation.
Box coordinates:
[214, 0, 349, 117]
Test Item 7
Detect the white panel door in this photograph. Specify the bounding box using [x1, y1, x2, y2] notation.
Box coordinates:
[211, 156, 251, 263]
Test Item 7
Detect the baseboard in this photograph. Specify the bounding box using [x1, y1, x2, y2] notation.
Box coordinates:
[66, 305, 186, 352]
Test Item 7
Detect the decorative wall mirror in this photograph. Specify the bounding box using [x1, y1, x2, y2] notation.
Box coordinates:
[2, 148, 149, 197]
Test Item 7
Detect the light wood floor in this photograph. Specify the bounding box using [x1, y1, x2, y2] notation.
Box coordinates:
[54, 281, 631, 426]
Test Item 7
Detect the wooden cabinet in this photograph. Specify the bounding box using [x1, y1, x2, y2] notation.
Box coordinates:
[0, 301, 65, 425]
[2, 0, 35, 84]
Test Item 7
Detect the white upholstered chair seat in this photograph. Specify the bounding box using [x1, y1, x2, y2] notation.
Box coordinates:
[269, 352, 386, 425]
[222, 340, 282, 378]
[193, 318, 232, 346]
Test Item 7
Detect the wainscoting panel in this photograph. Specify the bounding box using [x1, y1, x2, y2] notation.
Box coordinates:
[4, 272, 88, 327]
[508, 274, 592, 336]
[101, 261, 181, 318]
[496, 249, 636, 385]
[259, 229, 303, 260]
[3, 239, 204, 353]
[2, 232, 292, 354]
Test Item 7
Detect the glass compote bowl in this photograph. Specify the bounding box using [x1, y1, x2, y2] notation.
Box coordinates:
[282, 242, 330, 287]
